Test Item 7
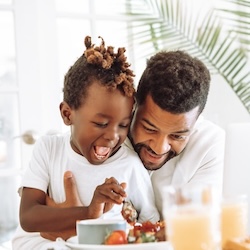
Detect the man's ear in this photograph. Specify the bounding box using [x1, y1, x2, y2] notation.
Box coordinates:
[60, 101, 73, 125]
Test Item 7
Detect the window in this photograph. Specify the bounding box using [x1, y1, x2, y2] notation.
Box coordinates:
[0, 3, 20, 171]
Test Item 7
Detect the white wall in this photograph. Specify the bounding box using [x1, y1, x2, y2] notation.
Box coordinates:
[203, 74, 250, 130]
[14, 0, 62, 171]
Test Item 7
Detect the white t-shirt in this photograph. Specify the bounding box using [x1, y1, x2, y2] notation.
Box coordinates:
[12, 133, 159, 250]
[125, 117, 225, 219]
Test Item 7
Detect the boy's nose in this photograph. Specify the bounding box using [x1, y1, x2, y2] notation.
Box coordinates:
[103, 128, 119, 142]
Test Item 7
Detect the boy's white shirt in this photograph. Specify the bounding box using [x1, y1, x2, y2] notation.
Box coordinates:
[125, 116, 225, 219]
[12, 133, 159, 250]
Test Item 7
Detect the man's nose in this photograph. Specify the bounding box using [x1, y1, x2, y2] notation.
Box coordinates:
[149, 136, 171, 155]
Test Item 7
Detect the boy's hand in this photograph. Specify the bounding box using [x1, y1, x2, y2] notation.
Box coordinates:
[41, 173, 127, 240]
[88, 177, 127, 218]
[104, 177, 127, 213]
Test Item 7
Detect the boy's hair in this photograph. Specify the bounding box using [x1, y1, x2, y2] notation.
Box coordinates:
[136, 50, 211, 115]
[63, 36, 135, 109]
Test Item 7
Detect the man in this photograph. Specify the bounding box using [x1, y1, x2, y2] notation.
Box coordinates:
[125, 50, 225, 218]
[56, 50, 225, 216]
[37, 50, 225, 241]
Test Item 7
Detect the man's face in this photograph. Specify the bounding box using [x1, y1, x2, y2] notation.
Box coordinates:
[129, 95, 199, 170]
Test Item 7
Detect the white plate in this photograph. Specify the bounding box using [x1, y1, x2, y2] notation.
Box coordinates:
[65, 236, 171, 250]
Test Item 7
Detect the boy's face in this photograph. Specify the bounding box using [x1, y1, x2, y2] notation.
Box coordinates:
[130, 94, 199, 170]
[61, 81, 134, 165]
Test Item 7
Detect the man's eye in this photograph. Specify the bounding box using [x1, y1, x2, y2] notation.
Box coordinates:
[171, 134, 187, 140]
[143, 125, 156, 133]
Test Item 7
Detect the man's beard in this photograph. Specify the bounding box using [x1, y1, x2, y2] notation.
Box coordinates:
[132, 142, 177, 170]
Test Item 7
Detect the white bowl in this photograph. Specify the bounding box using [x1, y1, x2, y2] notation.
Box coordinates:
[76, 219, 127, 245]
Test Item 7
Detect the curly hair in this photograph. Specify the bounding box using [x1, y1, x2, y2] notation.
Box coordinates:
[63, 36, 135, 109]
[136, 50, 211, 115]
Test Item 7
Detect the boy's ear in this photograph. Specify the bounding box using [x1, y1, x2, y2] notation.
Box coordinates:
[60, 101, 72, 125]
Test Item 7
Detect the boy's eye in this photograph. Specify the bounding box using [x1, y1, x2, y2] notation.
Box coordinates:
[119, 124, 129, 128]
[94, 122, 129, 129]
[94, 122, 108, 128]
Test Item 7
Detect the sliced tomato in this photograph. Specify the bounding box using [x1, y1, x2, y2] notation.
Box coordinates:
[104, 230, 128, 245]
[141, 221, 159, 233]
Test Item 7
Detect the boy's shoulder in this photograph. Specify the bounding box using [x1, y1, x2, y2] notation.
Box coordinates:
[123, 137, 134, 151]
[121, 139, 139, 158]
[35, 132, 70, 149]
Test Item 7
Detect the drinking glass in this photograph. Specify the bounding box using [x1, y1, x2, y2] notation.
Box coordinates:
[221, 194, 248, 247]
[163, 185, 221, 250]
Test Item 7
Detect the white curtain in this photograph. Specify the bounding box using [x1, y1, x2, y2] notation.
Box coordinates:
[0, 175, 21, 243]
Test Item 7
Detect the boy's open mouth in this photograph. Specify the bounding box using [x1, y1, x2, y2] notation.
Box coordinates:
[94, 146, 111, 160]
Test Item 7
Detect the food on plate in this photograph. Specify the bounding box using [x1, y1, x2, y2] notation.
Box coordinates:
[104, 230, 128, 245]
[104, 221, 166, 245]
[128, 221, 166, 243]
[154, 223, 166, 242]
[223, 237, 250, 250]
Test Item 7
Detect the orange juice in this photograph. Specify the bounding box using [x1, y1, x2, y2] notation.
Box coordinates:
[221, 198, 248, 247]
[167, 206, 220, 250]
[163, 185, 221, 250]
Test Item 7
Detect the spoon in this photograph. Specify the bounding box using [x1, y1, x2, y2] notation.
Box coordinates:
[121, 200, 138, 224]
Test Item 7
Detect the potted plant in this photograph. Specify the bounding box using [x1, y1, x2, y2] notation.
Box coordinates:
[124, 0, 250, 113]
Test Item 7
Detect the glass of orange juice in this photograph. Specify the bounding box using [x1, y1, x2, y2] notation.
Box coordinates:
[163, 185, 221, 250]
[221, 194, 248, 247]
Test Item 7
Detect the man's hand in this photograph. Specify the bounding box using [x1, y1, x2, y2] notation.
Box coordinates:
[40, 171, 82, 241]
[40, 230, 75, 242]
[46, 171, 82, 208]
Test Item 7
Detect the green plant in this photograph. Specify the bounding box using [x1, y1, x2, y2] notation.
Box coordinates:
[125, 0, 250, 113]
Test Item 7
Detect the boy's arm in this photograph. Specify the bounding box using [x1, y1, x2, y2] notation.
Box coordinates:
[20, 171, 126, 240]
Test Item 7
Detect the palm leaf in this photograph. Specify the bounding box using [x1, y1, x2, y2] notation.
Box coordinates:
[124, 0, 250, 113]
[215, 0, 250, 47]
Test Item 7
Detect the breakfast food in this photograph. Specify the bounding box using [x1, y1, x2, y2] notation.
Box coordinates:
[119, 198, 166, 244]
[104, 220, 166, 245]
[128, 220, 166, 243]
[104, 230, 128, 245]
[223, 237, 250, 250]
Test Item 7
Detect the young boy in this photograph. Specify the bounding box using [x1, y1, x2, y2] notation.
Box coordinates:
[12, 36, 159, 249]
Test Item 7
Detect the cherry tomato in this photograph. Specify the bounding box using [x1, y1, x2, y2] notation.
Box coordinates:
[141, 221, 159, 232]
[104, 230, 128, 245]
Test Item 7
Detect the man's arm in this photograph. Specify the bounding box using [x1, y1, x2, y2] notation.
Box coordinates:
[40, 171, 83, 241]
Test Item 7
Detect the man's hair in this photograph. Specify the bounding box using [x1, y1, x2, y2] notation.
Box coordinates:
[63, 36, 135, 109]
[136, 50, 211, 115]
